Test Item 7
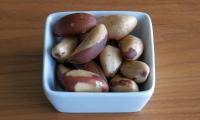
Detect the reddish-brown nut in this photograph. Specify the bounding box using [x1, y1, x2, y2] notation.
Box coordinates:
[56, 64, 71, 88]
[76, 61, 107, 82]
[69, 24, 108, 64]
[119, 35, 144, 60]
[98, 15, 137, 40]
[110, 74, 139, 92]
[100, 45, 122, 78]
[120, 61, 150, 84]
[54, 13, 97, 36]
[51, 37, 78, 63]
[64, 69, 109, 92]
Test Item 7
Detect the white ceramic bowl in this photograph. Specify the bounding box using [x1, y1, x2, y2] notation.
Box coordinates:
[43, 11, 155, 113]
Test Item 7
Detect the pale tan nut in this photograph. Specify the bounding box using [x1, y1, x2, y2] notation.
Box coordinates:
[51, 37, 78, 63]
[56, 64, 71, 88]
[64, 69, 109, 92]
[110, 74, 139, 92]
[120, 61, 150, 84]
[100, 45, 122, 78]
[98, 14, 137, 40]
[119, 35, 144, 60]
[69, 24, 108, 64]
[75, 61, 107, 82]
[54, 13, 97, 36]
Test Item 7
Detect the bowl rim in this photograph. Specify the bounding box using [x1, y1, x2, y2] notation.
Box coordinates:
[43, 11, 155, 95]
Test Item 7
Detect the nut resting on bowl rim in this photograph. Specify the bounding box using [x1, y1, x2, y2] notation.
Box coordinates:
[43, 11, 155, 113]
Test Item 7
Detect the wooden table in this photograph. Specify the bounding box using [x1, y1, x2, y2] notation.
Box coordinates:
[0, 0, 200, 120]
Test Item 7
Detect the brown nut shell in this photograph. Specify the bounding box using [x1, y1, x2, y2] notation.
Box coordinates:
[100, 45, 122, 78]
[110, 74, 139, 92]
[76, 61, 107, 82]
[120, 61, 150, 84]
[51, 37, 78, 63]
[69, 24, 108, 64]
[98, 15, 137, 40]
[64, 69, 109, 92]
[54, 13, 97, 36]
[56, 64, 71, 88]
[120, 35, 143, 60]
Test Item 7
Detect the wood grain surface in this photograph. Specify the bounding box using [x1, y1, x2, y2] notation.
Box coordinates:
[0, 0, 200, 120]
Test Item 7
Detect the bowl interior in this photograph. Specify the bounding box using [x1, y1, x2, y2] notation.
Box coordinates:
[43, 11, 155, 93]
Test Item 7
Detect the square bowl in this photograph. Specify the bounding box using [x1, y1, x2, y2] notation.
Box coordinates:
[43, 11, 155, 113]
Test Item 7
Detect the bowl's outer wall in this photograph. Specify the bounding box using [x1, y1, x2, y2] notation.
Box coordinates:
[43, 11, 155, 113]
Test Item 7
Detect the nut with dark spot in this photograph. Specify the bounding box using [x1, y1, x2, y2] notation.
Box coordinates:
[110, 74, 139, 92]
[119, 35, 143, 60]
[123, 48, 137, 59]
[120, 61, 150, 84]
[51, 37, 78, 63]
[140, 71, 147, 77]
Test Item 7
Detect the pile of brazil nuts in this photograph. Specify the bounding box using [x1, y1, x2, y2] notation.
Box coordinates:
[51, 13, 150, 92]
